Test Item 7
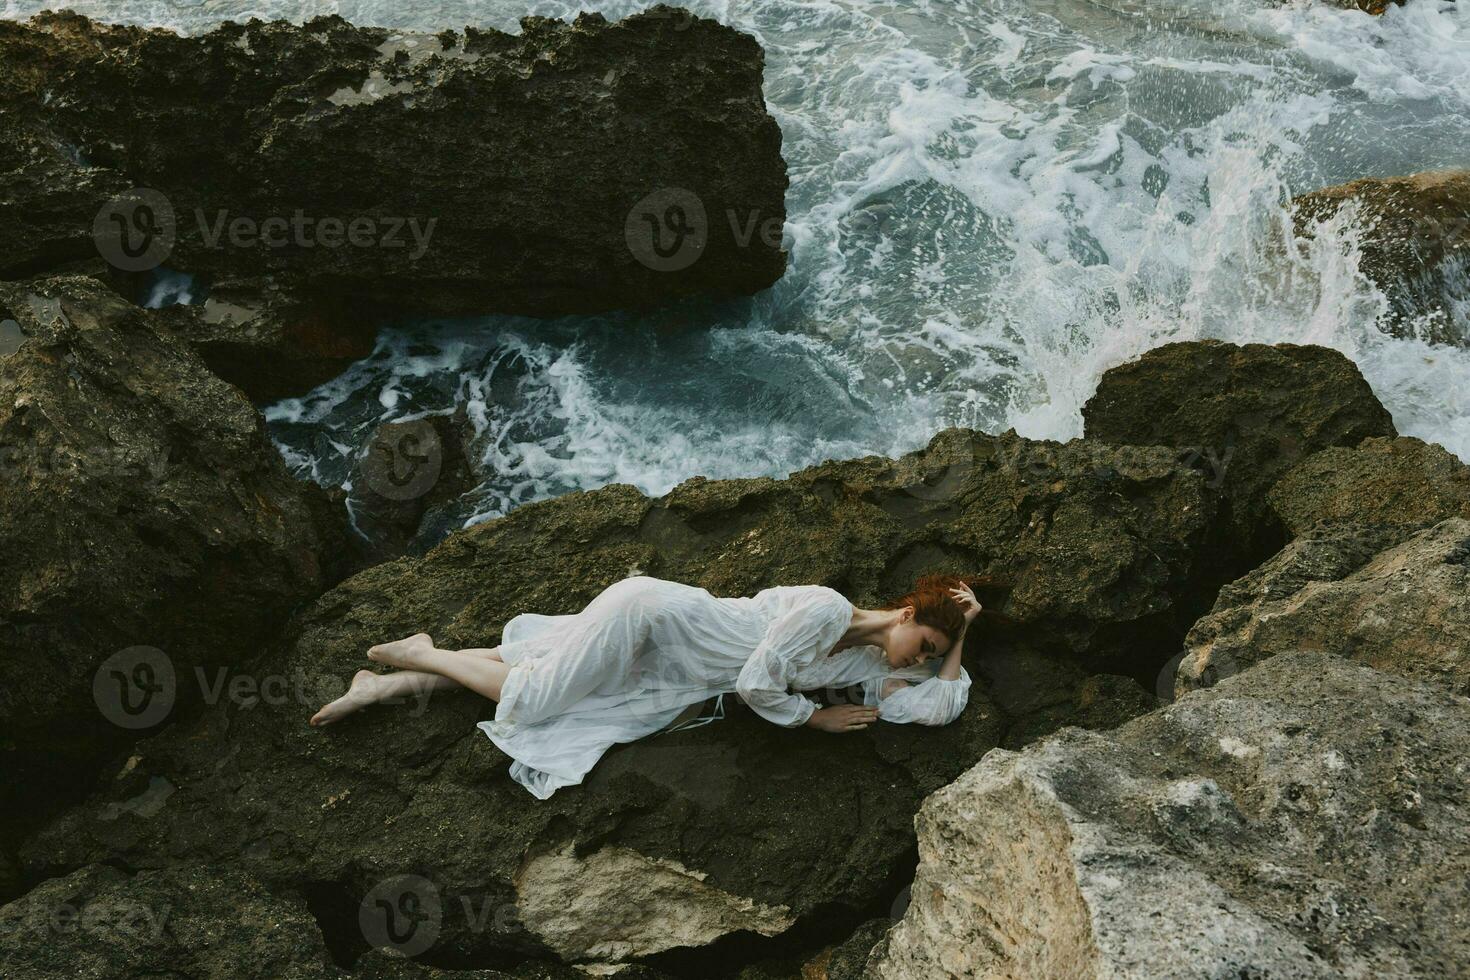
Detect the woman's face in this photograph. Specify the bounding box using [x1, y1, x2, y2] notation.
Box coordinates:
[885, 608, 951, 669]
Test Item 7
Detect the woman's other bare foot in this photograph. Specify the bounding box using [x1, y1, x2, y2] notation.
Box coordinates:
[309, 670, 380, 727]
[367, 632, 434, 669]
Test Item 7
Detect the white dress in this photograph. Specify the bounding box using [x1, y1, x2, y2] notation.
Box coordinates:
[477, 576, 972, 798]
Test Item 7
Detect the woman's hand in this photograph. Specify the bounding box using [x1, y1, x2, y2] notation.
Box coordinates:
[806, 704, 880, 732]
[950, 582, 982, 623]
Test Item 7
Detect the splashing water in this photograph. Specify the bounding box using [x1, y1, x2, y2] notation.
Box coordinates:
[9, 0, 1469, 527]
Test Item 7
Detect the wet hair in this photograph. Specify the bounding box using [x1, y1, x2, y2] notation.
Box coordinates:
[881, 573, 994, 646]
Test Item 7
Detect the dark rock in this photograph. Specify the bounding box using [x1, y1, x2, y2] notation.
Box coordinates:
[806, 917, 892, 980]
[1082, 339, 1395, 567]
[1000, 671, 1160, 750]
[18, 427, 1226, 969]
[1179, 518, 1470, 695]
[172, 278, 380, 405]
[0, 275, 345, 855]
[0, 863, 635, 979]
[1269, 435, 1470, 536]
[0, 864, 336, 979]
[0, 8, 789, 399]
[345, 408, 479, 565]
[1293, 170, 1470, 344]
[872, 651, 1470, 979]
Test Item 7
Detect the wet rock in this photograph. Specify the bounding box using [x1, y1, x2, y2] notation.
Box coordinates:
[0, 8, 789, 398]
[345, 408, 479, 566]
[1178, 518, 1470, 695]
[0, 276, 345, 852]
[172, 278, 380, 405]
[1269, 435, 1470, 536]
[18, 427, 1225, 969]
[1324, 0, 1406, 13]
[1082, 339, 1395, 567]
[872, 651, 1470, 979]
[1293, 170, 1470, 343]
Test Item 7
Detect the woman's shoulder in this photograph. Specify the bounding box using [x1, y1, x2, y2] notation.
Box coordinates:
[755, 583, 850, 605]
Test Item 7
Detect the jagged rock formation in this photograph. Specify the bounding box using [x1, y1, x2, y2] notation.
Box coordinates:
[870, 652, 1470, 979]
[1082, 339, 1395, 566]
[0, 7, 789, 400]
[14, 425, 1225, 970]
[4, 335, 1451, 976]
[1178, 518, 1470, 695]
[1268, 435, 1470, 535]
[0, 275, 350, 862]
[1293, 170, 1470, 344]
[344, 409, 480, 566]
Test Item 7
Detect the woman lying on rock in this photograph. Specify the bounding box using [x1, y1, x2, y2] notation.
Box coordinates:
[310, 574, 980, 798]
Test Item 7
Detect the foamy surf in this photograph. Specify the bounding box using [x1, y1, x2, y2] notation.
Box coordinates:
[14, 0, 1467, 530]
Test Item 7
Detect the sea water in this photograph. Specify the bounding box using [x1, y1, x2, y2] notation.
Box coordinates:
[8, 0, 1468, 531]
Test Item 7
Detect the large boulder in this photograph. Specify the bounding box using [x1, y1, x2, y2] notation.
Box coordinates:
[0, 275, 348, 856]
[1268, 435, 1470, 536]
[1178, 518, 1470, 695]
[1293, 170, 1470, 344]
[1082, 339, 1395, 566]
[0, 8, 788, 399]
[17, 427, 1222, 970]
[870, 651, 1470, 979]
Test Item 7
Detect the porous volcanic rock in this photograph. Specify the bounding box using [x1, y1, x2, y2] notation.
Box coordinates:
[0, 275, 347, 856]
[1178, 518, 1470, 695]
[0, 7, 789, 398]
[1082, 339, 1395, 566]
[1268, 435, 1470, 536]
[870, 651, 1470, 979]
[18, 426, 1226, 970]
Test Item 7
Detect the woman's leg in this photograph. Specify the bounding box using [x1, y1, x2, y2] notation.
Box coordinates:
[309, 638, 504, 726]
[365, 634, 513, 701]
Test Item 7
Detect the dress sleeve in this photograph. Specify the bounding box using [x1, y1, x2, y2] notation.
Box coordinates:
[736, 589, 850, 728]
[863, 666, 971, 726]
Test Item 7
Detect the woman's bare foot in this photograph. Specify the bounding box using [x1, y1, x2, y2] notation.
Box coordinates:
[309, 670, 381, 727]
[366, 632, 435, 669]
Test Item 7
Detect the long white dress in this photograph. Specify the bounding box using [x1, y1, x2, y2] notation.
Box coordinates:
[477, 576, 972, 798]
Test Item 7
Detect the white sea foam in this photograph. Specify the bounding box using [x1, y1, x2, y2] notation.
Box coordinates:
[12, 0, 1468, 530]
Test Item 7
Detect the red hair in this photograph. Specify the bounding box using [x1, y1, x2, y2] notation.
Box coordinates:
[882, 573, 1004, 645]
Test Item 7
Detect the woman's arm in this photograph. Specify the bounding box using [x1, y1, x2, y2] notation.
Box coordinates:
[875, 668, 971, 725]
[735, 591, 852, 729]
[936, 622, 966, 680]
